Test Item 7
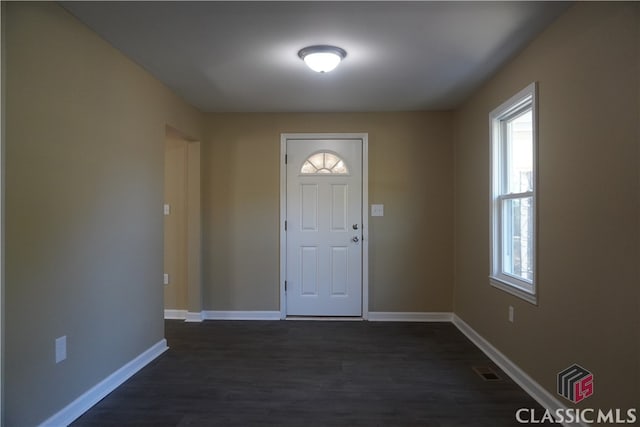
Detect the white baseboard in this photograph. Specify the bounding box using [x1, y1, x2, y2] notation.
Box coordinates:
[203, 310, 281, 320]
[165, 310, 283, 321]
[185, 311, 204, 322]
[169, 310, 452, 322]
[39, 339, 168, 427]
[368, 311, 453, 322]
[164, 310, 204, 322]
[452, 315, 585, 427]
[286, 316, 364, 321]
[164, 309, 187, 320]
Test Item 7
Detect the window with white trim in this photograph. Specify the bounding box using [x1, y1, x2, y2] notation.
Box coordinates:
[490, 82, 537, 303]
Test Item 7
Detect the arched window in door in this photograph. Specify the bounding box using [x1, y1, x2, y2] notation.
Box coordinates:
[300, 152, 349, 175]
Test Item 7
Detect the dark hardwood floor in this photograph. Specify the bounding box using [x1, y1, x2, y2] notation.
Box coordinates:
[72, 320, 550, 426]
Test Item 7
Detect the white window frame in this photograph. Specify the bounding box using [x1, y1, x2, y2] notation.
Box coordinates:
[489, 82, 537, 304]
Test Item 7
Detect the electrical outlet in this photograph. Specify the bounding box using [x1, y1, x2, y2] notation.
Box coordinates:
[163, 273, 169, 285]
[163, 204, 171, 215]
[55, 336, 67, 363]
[508, 306, 514, 323]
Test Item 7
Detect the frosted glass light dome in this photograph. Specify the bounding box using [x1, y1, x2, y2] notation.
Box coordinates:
[298, 45, 347, 73]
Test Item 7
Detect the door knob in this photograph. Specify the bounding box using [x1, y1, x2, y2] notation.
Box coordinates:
[352, 236, 359, 243]
[352, 224, 359, 230]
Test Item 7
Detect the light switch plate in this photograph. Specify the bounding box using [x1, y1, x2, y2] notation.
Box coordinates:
[163, 273, 169, 285]
[163, 204, 170, 215]
[371, 204, 384, 217]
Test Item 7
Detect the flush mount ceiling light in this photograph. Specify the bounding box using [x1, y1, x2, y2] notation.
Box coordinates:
[298, 45, 347, 73]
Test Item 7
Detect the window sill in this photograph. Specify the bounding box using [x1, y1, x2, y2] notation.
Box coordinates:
[489, 276, 538, 305]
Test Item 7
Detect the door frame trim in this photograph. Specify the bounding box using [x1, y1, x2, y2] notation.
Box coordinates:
[280, 133, 369, 320]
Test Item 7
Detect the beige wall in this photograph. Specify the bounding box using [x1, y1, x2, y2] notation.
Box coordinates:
[203, 112, 454, 312]
[5, 3, 203, 425]
[453, 2, 639, 409]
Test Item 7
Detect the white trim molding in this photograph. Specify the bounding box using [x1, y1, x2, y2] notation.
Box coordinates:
[164, 309, 187, 320]
[489, 82, 538, 305]
[185, 311, 204, 322]
[286, 316, 364, 321]
[39, 339, 168, 427]
[169, 311, 454, 323]
[203, 311, 281, 321]
[166, 310, 288, 321]
[452, 315, 584, 427]
[164, 310, 206, 322]
[368, 312, 453, 322]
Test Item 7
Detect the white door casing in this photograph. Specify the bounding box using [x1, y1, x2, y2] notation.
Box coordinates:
[280, 134, 368, 318]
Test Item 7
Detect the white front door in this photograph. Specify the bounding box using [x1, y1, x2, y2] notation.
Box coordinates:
[286, 138, 363, 316]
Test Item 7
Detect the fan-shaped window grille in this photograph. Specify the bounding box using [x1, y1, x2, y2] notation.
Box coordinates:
[300, 152, 348, 174]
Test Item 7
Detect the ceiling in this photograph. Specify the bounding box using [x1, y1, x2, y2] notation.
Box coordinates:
[61, 1, 569, 113]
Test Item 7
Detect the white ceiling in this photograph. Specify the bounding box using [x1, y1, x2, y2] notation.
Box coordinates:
[61, 1, 569, 113]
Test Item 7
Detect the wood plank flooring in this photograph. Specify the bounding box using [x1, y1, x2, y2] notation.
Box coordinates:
[72, 320, 550, 426]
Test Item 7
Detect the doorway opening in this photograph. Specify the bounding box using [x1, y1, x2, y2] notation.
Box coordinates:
[163, 126, 202, 321]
